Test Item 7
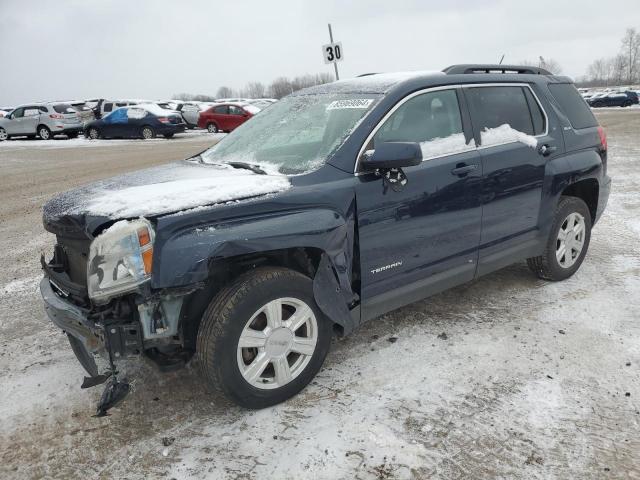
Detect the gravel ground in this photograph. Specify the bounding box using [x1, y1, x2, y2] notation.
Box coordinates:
[0, 112, 638, 480]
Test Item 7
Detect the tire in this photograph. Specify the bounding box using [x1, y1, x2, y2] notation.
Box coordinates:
[87, 127, 100, 140]
[622, 101, 632, 108]
[163, 133, 174, 139]
[37, 125, 52, 140]
[527, 196, 592, 281]
[141, 125, 155, 139]
[207, 123, 218, 133]
[196, 267, 332, 408]
[0, 127, 7, 141]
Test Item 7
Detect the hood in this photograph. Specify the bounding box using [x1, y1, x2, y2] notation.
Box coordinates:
[43, 160, 291, 235]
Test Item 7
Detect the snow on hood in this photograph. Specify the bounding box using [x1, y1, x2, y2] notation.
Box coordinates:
[43, 160, 291, 220]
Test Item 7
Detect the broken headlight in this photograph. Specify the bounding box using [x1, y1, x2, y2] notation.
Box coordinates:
[87, 219, 154, 302]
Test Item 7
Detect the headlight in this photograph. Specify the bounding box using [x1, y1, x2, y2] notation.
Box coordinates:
[87, 219, 154, 302]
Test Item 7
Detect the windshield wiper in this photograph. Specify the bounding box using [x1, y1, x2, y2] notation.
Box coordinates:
[226, 162, 267, 175]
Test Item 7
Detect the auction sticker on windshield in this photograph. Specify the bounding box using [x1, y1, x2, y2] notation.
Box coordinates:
[326, 99, 374, 110]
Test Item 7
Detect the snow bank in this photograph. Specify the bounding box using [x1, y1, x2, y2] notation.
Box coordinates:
[420, 132, 474, 158]
[84, 173, 290, 218]
[480, 124, 538, 148]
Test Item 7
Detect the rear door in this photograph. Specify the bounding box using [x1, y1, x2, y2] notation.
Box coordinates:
[228, 105, 247, 130]
[213, 105, 230, 130]
[463, 84, 556, 274]
[356, 88, 483, 320]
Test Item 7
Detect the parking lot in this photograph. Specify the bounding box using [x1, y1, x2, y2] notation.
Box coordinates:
[0, 109, 638, 479]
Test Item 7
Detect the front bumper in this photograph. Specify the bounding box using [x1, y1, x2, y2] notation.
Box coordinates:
[40, 277, 105, 355]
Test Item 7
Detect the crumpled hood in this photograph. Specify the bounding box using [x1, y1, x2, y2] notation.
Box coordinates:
[43, 160, 291, 230]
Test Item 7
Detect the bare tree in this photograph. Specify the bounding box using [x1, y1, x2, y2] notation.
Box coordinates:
[268, 77, 294, 99]
[521, 57, 562, 74]
[216, 86, 235, 98]
[621, 28, 640, 84]
[244, 81, 266, 98]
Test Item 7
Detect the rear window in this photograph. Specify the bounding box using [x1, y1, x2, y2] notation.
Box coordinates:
[548, 84, 598, 129]
[53, 104, 75, 114]
[465, 86, 538, 136]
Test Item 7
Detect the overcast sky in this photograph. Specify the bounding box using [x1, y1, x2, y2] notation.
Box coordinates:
[1, 0, 639, 105]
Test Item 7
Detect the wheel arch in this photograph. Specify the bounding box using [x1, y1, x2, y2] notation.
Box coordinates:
[561, 178, 599, 223]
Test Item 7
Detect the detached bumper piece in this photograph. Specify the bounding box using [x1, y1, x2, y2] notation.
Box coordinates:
[40, 277, 138, 416]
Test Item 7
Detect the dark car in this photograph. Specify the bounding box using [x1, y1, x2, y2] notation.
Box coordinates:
[40, 64, 610, 414]
[84, 104, 185, 140]
[197, 102, 259, 133]
[587, 91, 639, 108]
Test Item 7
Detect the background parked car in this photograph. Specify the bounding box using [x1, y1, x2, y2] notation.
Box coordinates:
[176, 101, 215, 129]
[197, 102, 259, 133]
[88, 99, 149, 119]
[84, 103, 185, 140]
[0, 107, 13, 118]
[0, 103, 82, 141]
[587, 91, 639, 107]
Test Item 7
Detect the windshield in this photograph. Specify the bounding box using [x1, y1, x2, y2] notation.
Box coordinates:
[201, 93, 381, 174]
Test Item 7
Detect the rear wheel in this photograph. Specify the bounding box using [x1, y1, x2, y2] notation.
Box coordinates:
[0, 127, 7, 141]
[141, 125, 155, 139]
[527, 196, 592, 281]
[207, 123, 218, 133]
[38, 125, 52, 140]
[196, 267, 332, 408]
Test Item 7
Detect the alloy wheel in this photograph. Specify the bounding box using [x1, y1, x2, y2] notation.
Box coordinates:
[0, 128, 7, 141]
[39, 127, 50, 140]
[207, 123, 217, 133]
[88, 128, 99, 140]
[237, 297, 318, 390]
[142, 127, 153, 139]
[556, 212, 586, 268]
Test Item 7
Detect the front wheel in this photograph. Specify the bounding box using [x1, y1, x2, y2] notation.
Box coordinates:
[527, 196, 592, 281]
[207, 123, 218, 133]
[0, 127, 7, 141]
[86, 127, 100, 140]
[196, 267, 332, 408]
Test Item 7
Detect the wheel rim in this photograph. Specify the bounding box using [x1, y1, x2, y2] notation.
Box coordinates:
[237, 297, 318, 390]
[556, 212, 586, 268]
[208, 124, 216, 133]
[89, 128, 98, 139]
[142, 128, 153, 139]
[39, 128, 50, 139]
[0, 128, 7, 141]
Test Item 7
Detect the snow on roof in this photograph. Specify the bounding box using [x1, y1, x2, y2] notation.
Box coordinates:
[134, 103, 180, 116]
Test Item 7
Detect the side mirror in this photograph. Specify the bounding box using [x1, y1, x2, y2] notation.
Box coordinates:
[360, 142, 422, 170]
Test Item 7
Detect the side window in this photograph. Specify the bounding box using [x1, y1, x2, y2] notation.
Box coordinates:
[370, 89, 471, 160]
[104, 108, 128, 124]
[547, 84, 597, 129]
[465, 86, 539, 145]
[11, 108, 24, 118]
[214, 105, 229, 114]
[523, 88, 546, 135]
[229, 105, 245, 115]
[24, 107, 41, 117]
[103, 102, 113, 113]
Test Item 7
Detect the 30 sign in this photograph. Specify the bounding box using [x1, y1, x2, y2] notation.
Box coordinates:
[322, 42, 343, 64]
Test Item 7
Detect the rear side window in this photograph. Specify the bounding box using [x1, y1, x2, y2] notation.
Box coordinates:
[104, 103, 113, 112]
[465, 86, 537, 135]
[53, 104, 75, 114]
[214, 106, 229, 114]
[547, 84, 597, 129]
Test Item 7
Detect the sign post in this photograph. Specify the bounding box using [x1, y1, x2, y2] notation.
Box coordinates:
[322, 23, 343, 81]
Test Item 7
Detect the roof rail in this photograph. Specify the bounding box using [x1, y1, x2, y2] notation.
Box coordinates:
[443, 64, 552, 75]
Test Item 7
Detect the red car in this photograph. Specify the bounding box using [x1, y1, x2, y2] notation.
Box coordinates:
[198, 103, 259, 133]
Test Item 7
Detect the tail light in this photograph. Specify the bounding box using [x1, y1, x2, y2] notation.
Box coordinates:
[597, 126, 607, 150]
[157, 117, 170, 124]
[49, 113, 64, 119]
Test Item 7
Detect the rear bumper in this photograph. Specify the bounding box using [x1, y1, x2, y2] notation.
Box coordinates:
[595, 175, 611, 224]
[158, 124, 186, 135]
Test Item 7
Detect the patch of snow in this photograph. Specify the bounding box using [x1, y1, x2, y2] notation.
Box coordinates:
[480, 124, 538, 148]
[84, 173, 290, 218]
[0, 275, 41, 298]
[420, 132, 475, 159]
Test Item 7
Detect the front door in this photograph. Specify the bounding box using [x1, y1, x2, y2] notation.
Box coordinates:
[462, 84, 557, 274]
[356, 88, 483, 321]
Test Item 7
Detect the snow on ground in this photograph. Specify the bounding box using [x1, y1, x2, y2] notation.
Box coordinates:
[0, 130, 220, 151]
[0, 110, 639, 479]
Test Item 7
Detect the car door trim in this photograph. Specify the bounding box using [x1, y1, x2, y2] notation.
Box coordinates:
[354, 83, 549, 174]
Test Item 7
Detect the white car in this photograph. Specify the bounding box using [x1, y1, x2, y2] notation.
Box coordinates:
[0, 103, 83, 141]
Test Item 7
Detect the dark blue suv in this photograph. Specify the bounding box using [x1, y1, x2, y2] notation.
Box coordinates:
[587, 90, 639, 108]
[40, 64, 611, 413]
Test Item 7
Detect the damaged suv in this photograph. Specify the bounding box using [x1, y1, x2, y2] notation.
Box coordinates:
[41, 65, 611, 413]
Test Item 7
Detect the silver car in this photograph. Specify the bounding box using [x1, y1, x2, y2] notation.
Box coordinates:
[0, 103, 83, 141]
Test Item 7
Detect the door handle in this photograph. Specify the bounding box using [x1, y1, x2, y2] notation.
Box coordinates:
[538, 144, 557, 157]
[451, 164, 477, 177]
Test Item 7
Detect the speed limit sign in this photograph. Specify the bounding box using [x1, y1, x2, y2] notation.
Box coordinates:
[322, 42, 343, 64]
